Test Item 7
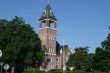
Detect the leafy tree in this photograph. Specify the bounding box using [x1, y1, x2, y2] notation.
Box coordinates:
[101, 30, 110, 51]
[93, 47, 110, 72]
[0, 16, 45, 72]
[93, 28, 110, 72]
[66, 47, 93, 70]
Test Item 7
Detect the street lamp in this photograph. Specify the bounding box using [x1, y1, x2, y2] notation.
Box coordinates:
[56, 34, 65, 73]
[62, 35, 66, 73]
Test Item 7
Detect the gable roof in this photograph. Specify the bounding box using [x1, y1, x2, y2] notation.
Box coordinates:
[39, 4, 57, 23]
[56, 41, 72, 55]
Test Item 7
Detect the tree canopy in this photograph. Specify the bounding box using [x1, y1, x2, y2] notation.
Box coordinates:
[93, 28, 110, 72]
[66, 47, 93, 70]
[0, 16, 45, 72]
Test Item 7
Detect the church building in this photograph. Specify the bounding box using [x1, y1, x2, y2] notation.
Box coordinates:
[38, 3, 73, 71]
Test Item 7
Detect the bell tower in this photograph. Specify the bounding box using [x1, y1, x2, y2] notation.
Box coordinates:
[39, 4, 57, 70]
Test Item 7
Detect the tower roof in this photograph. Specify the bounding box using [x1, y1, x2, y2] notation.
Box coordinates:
[39, 4, 57, 23]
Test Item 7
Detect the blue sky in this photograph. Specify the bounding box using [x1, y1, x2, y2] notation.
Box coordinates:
[0, 0, 110, 53]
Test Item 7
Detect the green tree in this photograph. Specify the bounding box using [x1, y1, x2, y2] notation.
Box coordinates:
[93, 47, 110, 72]
[66, 47, 93, 70]
[0, 16, 45, 73]
[101, 27, 110, 51]
[93, 28, 110, 72]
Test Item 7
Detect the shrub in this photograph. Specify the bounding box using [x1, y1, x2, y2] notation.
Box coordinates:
[95, 71, 106, 73]
[23, 68, 46, 73]
[49, 69, 63, 73]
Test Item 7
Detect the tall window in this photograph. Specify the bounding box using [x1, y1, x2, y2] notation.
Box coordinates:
[66, 53, 70, 62]
[57, 57, 59, 62]
[43, 10, 46, 16]
[51, 48, 52, 53]
[50, 10, 53, 16]
[56, 64, 59, 69]
[50, 58, 52, 62]
[49, 48, 50, 53]
[52, 35, 54, 40]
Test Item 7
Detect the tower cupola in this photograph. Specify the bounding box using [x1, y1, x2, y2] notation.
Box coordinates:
[39, 4, 57, 29]
[39, 4, 57, 23]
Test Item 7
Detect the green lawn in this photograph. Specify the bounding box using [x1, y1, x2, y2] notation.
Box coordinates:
[22, 69, 106, 73]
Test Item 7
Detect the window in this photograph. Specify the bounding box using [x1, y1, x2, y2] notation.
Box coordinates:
[57, 57, 59, 62]
[50, 58, 52, 62]
[50, 35, 55, 40]
[50, 10, 53, 16]
[52, 35, 54, 40]
[43, 10, 46, 16]
[56, 64, 59, 69]
[66, 53, 70, 62]
[60, 49, 62, 54]
[49, 48, 50, 53]
[51, 48, 53, 53]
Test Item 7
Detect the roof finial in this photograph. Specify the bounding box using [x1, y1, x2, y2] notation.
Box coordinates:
[48, 0, 50, 4]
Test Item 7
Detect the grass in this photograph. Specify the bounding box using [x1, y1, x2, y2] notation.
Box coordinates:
[3, 69, 106, 73]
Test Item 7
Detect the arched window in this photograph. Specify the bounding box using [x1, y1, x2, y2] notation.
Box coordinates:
[66, 53, 70, 62]
[50, 58, 52, 62]
[50, 10, 53, 16]
[51, 48, 53, 53]
[52, 35, 54, 40]
[56, 64, 59, 69]
[49, 48, 50, 53]
[57, 57, 59, 62]
[60, 49, 62, 54]
[43, 10, 46, 16]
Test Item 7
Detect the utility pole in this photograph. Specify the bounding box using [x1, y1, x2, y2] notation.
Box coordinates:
[108, 26, 110, 33]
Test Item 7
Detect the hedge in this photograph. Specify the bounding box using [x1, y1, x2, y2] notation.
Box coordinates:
[23, 69, 106, 73]
[23, 68, 46, 73]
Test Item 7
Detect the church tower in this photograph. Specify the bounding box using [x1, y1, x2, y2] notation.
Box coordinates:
[39, 4, 57, 70]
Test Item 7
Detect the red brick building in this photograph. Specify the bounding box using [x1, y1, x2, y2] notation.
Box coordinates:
[38, 4, 73, 71]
